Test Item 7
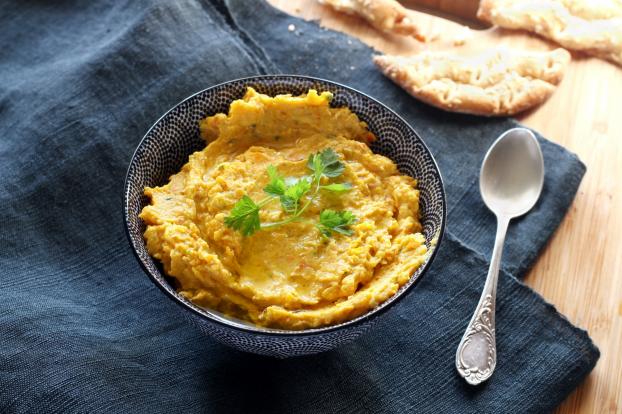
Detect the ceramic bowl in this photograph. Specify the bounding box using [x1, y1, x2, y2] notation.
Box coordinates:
[123, 75, 446, 357]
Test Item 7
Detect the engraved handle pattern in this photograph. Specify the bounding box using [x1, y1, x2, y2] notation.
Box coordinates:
[456, 294, 496, 385]
[456, 216, 509, 385]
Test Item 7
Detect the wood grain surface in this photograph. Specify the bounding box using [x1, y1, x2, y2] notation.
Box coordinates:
[267, 1, 622, 412]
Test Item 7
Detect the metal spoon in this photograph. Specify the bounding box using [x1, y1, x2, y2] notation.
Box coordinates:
[455, 127, 544, 385]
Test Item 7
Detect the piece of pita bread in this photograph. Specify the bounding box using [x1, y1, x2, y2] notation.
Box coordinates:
[318, 0, 425, 41]
[478, 0, 622, 66]
[374, 48, 571, 116]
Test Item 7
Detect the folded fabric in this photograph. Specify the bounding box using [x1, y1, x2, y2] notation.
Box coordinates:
[0, 1, 598, 413]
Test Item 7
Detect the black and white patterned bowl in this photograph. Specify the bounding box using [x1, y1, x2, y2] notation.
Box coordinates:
[123, 75, 446, 358]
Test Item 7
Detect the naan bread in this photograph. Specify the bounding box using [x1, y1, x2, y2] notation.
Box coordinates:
[478, 0, 622, 66]
[318, 0, 425, 41]
[374, 48, 571, 116]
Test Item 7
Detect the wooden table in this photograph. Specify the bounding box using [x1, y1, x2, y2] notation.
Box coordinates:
[268, 1, 622, 412]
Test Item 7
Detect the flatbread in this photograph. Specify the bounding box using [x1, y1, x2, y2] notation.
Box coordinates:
[478, 0, 622, 66]
[373, 48, 571, 116]
[318, 0, 425, 41]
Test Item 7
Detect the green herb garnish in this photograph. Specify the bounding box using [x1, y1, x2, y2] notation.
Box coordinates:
[223, 195, 261, 236]
[308, 148, 345, 180]
[317, 209, 358, 237]
[225, 148, 356, 237]
[263, 165, 287, 197]
[263, 165, 311, 214]
[320, 182, 352, 193]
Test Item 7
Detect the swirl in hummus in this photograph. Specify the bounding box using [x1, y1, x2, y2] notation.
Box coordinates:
[140, 88, 427, 330]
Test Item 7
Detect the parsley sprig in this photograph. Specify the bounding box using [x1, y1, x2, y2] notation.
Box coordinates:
[317, 210, 357, 237]
[224, 148, 357, 237]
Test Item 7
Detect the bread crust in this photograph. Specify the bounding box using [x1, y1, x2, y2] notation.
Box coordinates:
[478, 0, 622, 66]
[319, 0, 425, 41]
[373, 48, 571, 116]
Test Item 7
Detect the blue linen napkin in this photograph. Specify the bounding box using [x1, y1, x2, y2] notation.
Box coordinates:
[0, 1, 598, 413]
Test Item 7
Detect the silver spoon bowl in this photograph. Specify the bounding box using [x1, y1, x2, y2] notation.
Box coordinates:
[456, 127, 544, 385]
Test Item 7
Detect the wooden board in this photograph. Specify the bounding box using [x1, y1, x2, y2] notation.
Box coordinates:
[267, 1, 622, 413]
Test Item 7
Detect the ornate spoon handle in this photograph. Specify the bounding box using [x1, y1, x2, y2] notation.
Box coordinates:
[456, 215, 509, 385]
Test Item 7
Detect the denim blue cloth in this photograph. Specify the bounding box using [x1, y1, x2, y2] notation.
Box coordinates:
[0, 1, 598, 413]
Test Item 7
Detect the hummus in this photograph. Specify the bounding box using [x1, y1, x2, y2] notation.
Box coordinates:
[140, 88, 427, 330]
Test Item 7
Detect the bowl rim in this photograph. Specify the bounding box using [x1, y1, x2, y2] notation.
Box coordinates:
[123, 74, 446, 337]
